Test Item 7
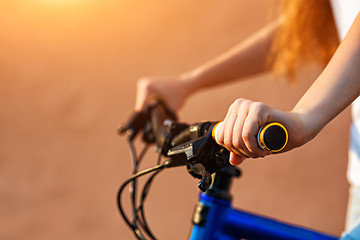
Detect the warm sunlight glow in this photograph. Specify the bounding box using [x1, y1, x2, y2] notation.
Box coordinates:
[41, 0, 80, 2]
[36, 0, 89, 6]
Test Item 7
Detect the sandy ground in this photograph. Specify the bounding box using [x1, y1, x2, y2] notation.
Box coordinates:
[0, 0, 350, 239]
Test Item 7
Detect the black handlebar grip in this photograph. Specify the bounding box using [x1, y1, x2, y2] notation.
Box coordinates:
[211, 122, 288, 153]
[257, 122, 288, 152]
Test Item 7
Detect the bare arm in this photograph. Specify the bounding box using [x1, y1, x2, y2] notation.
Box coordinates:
[183, 20, 280, 93]
[292, 12, 360, 141]
[215, 13, 360, 165]
[135, 20, 280, 111]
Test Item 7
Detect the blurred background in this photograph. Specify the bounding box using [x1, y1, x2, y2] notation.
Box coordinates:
[0, 0, 350, 239]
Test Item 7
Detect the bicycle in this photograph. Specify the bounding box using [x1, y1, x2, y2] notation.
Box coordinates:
[117, 99, 339, 240]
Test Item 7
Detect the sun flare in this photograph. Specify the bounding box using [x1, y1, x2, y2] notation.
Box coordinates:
[36, 0, 88, 5]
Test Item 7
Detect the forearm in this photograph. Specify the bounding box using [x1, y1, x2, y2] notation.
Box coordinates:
[181, 19, 280, 94]
[135, 19, 281, 111]
[292, 13, 360, 142]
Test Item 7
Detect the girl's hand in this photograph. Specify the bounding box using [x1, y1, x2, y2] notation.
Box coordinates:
[215, 98, 309, 165]
[135, 75, 194, 112]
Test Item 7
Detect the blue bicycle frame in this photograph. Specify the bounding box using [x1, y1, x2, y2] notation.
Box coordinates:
[189, 165, 339, 240]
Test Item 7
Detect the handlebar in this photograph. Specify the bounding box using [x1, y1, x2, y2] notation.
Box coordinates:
[211, 121, 288, 152]
[120, 99, 288, 192]
[118, 100, 289, 240]
[257, 122, 288, 152]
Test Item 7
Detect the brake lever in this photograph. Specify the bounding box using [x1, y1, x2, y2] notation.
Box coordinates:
[167, 128, 229, 192]
[118, 99, 178, 143]
[118, 110, 148, 141]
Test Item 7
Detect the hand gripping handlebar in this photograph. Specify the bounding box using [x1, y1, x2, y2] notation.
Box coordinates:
[211, 121, 288, 152]
[120, 100, 288, 192]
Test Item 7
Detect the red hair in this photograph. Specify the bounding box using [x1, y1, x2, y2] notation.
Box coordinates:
[270, 0, 339, 82]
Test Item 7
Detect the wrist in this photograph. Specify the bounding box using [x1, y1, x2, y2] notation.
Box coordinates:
[179, 70, 204, 96]
[289, 108, 325, 146]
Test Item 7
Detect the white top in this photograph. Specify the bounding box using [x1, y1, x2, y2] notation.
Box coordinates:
[330, 0, 360, 185]
[330, 0, 360, 40]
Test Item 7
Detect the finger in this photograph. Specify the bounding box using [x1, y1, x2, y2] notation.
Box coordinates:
[242, 103, 272, 157]
[215, 121, 225, 146]
[215, 106, 248, 158]
[214, 121, 223, 145]
[222, 106, 237, 152]
[227, 99, 260, 158]
[216, 101, 237, 146]
[217, 99, 260, 159]
[134, 92, 146, 111]
[215, 122, 248, 158]
[222, 103, 253, 158]
[232, 109, 259, 158]
[135, 79, 151, 111]
[229, 152, 246, 165]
